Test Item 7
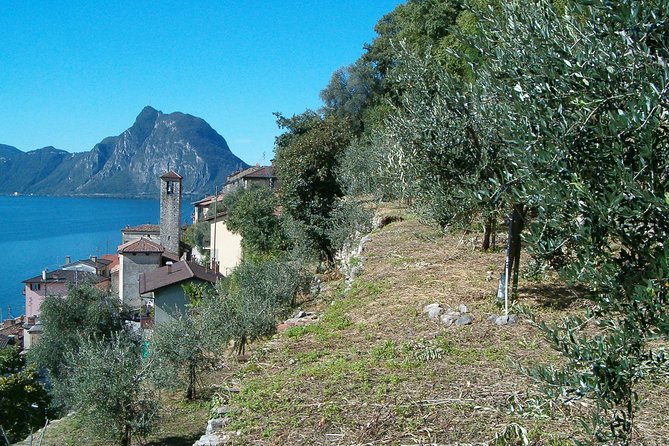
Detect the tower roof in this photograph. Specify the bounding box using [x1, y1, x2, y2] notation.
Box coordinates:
[160, 170, 182, 180]
[117, 238, 164, 254]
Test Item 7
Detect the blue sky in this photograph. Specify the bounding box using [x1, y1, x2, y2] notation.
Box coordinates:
[0, 1, 403, 164]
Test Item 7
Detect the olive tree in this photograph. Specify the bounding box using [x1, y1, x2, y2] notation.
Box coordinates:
[56, 333, 157, 446]
[469, 0, 669, 443]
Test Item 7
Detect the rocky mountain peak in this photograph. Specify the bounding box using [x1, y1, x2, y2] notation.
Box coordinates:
[0, 107, 249, 197]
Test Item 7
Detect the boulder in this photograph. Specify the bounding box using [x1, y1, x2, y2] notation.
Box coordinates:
[423, 303, 443, 320]
[455, 314, 474, 326]
[440, 313, 459, 326]
[206, 417, 229, 435]
[495, 314, 518, 326]
[194, 432, 231, 446]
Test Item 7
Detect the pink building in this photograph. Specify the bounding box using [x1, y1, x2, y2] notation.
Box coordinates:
[22, 269, 110, 317]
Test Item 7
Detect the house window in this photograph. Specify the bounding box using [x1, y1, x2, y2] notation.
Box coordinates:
[30, 283, 41, 291]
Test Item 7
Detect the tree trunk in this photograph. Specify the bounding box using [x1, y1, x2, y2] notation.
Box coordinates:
[122, 424, 131, 446]
[482, 216, 495, 251]
[237, 336, 246, 356]
[491, 219, 497, 250]
[187, 364, 195, 400]
[509, 204, 525, 298]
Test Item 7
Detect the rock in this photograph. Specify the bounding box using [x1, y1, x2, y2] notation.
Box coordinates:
[455, 314, 473, 326]
[194, 431, 232, 446]
[440, 313, 459, 326]
[206, 417, 230, 435]
[423, 303, 443, 320]
[458, 303, 468, 314]
[216, 406, 232, 416]
[495, 314, 518, 325]
[487, 314, 498, 322]
[294, 310, 307, 318]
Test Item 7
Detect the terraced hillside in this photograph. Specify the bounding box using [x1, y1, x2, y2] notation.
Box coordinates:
[216, 212, 669, 445]
[19, 211, 669, 445]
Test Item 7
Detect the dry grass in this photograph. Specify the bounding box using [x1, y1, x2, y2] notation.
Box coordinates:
[218, 211, 669, 446]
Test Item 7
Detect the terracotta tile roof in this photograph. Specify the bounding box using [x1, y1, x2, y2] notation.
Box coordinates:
[22, 269, 109, 285]
[226, 165, 263, 183]
[139, 261, 222, 294]
[192, 194, 225, 207]
[118, 238, 164, 254]
[244, 166, 275, 178]
[162, 250, 181, 262]
[160, 170, 183, 180]
[64, 258, 112, 269]
[101, 254, 119, 270]
[122, 224, 160, 233]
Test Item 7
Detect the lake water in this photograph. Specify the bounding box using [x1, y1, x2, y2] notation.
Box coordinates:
[0, 195, 194, 320]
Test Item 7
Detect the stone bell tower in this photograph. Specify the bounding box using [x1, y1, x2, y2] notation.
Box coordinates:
[159, 171, 182, 254]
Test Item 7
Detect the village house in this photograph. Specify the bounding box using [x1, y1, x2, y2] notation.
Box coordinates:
[62, 255, 113, 277]
[191, 165, 277, 274]
[117, 171, 184, 314]
[22, 317, 42, 351]
[101, 254, 120, 294]
[139, 260, 221, 323]
[206, 211, 243, 276]
[22, 268, 110, 318]
[223, 164, 277, 193]
[20, 255, 112, 351]
[1, 316, 25, 350]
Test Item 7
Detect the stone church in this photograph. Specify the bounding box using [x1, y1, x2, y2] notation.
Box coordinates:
[117, 171, 183, 310]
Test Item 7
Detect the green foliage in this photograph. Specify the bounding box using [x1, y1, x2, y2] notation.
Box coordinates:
[273, 111, 352, 262]
[213, 256, 308, 355]
[362, 0, 464, 77]
[320, 60, 383, 135]
[466, 0, 669, 443]
[0, 347, 51, 443]
[222, 186, 287, 258]
[181, 281, 214, 307]
[55, 333, 157, 446]
[375, 46, 503, 228]
[150, 311, 212, 400]
[0, 345, 23, 373]
[325, 198, 374, 257]
[28, 285, 128, 381]
[184, 220, 210, 253]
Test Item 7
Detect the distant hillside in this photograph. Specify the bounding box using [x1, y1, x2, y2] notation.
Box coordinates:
[0, 107, 249, 197]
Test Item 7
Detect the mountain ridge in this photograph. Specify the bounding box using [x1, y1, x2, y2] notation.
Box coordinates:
[0, 106, 249, 198]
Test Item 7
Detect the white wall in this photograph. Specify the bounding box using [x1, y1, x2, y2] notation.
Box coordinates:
[210, 220, 242, 275]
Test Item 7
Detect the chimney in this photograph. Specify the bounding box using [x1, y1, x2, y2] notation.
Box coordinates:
[166, 261, 173, 274]
[65, 255, 71, 265]
[42, 268, 48, 281]
[91, 255, 97, 264]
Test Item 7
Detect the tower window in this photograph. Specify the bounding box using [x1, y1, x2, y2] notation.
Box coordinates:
[166, 181, 173, 195]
